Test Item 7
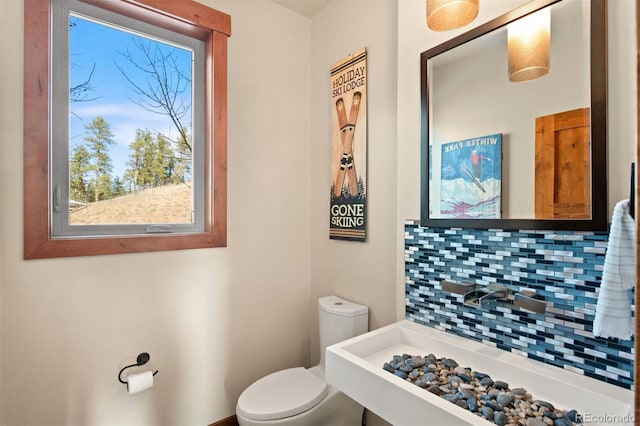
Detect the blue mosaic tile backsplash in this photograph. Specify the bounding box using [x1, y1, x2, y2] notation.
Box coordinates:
[404, 220, 634, 389]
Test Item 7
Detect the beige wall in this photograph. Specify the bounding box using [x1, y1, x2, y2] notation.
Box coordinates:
[308, 6, 399, 424]
[608, 0, 638, 214]
[0, 0, 312, 424]
[309, 0, 399, 367]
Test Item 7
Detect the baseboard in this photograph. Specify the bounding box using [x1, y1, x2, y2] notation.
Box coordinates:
[209, 414, 238, 426]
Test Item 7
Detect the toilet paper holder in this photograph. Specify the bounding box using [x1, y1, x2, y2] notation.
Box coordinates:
[118, 352, 159, 385]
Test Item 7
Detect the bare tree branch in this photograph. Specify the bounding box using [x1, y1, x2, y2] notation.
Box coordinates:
[116, 39, 192, 153]
[70, 63, 100, 105]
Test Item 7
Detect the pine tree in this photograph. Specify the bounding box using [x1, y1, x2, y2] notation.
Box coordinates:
[125, 129, 148, 192]
[70, 144, 91, 203]
[171, 127, 191, 185]
[154, 134, 175, 186]
[84, 116, 115, 201]
[112, 176, 125, 197]
[140, 130, 157, 188]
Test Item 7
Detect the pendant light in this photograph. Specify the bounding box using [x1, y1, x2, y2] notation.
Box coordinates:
[507, 8, 551, 82]
[426, 0, 479, 32]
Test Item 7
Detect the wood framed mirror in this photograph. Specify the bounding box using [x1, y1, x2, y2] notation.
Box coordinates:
[420, 0, 608, 231]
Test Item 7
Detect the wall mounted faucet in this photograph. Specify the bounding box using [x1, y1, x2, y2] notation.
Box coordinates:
[441, 280, 546, 314]
[462, 284, 508, 308]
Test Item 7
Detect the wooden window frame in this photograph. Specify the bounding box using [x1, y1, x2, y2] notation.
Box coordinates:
[24, 0, 230, 259]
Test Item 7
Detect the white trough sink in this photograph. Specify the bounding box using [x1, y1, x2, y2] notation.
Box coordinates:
[325, 320, 634, 426]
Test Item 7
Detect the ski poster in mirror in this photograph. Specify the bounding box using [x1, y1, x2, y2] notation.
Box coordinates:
[434, 133, 503, 219]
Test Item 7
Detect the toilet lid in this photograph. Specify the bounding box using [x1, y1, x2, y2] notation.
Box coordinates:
[237, 367, 329, 421]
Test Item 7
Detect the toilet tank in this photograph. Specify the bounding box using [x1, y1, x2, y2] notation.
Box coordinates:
[318, 295, 368, 370]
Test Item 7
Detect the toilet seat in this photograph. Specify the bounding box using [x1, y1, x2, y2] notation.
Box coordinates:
[237, 367, 329, 421]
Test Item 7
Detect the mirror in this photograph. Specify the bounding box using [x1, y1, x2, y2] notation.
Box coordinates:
[420, 0, 607, 231]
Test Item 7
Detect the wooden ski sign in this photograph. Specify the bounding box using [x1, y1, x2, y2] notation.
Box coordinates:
[329, 48, 367, 242]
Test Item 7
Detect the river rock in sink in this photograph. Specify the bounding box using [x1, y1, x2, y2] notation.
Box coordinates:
[383, 354, 579, 426]
[325, 320, 633, 426]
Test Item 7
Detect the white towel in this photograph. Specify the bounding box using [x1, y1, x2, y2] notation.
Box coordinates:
[593, 199, 636, 339]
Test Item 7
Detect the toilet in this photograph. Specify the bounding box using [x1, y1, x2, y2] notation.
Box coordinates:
[236, 295, 369, 426]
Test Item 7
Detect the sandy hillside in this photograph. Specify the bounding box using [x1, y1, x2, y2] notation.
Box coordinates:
[70, 184, 193, 224]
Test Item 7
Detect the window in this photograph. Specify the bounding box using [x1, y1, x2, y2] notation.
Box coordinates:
[52, 0, 206, 236]
[24, 0, 230, 258]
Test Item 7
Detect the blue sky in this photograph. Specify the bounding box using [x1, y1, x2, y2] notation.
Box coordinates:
[69, 15, 192, 179]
